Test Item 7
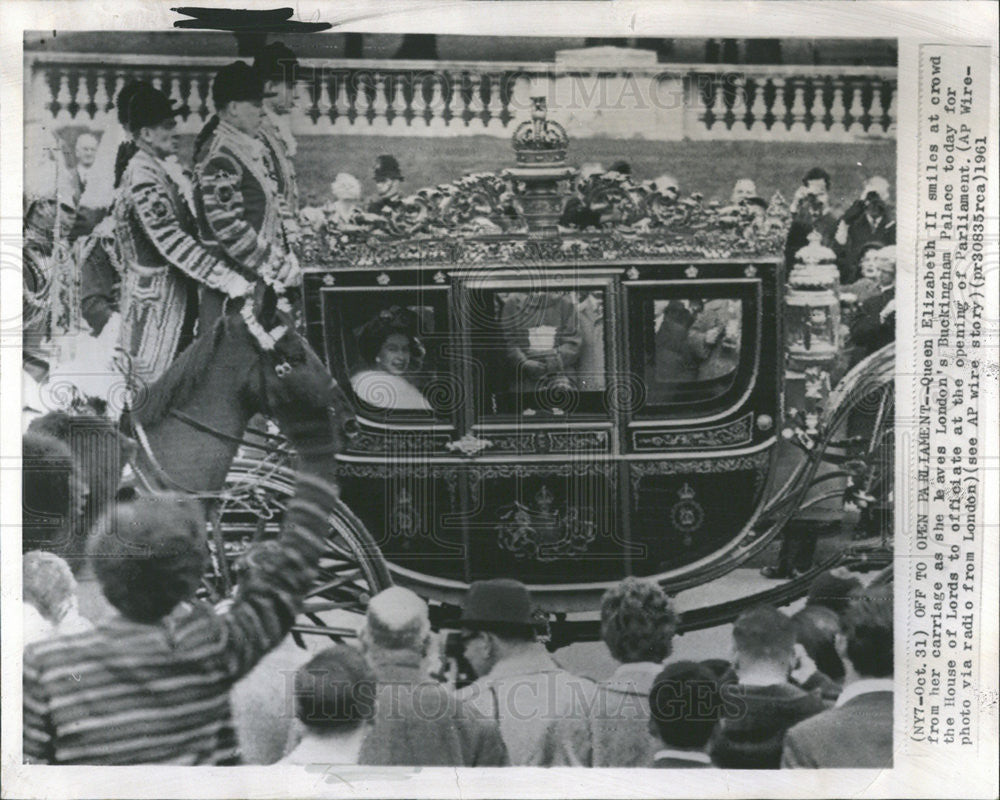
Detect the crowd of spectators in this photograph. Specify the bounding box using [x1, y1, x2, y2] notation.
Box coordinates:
[22, 419, 894, 769]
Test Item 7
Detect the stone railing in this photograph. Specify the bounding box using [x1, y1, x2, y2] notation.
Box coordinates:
[26, 52, 896, 142]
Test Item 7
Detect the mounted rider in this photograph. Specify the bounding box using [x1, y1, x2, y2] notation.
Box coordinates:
[114, 85, 253, 386]
[192, 61, 301, 325]
[252, 42, 302, 219]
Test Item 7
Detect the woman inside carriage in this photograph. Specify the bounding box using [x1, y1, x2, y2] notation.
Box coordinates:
[351, 308, 432, 412]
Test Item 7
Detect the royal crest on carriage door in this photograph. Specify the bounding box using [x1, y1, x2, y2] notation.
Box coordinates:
[495, 484, 597, 561]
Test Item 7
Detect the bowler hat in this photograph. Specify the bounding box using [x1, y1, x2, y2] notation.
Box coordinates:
[461, 579, 536, 637]
[374, 154, 404, 182]
[212, 61, 275, 110]
[253, 41, 304, 84]
[127, 86, 181, 134]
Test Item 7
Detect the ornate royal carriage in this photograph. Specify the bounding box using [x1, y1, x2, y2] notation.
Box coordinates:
[217, 100, 892, 643]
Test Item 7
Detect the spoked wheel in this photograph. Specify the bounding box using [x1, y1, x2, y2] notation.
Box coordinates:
[202, 445, 393, 646]
[756, 344, 895, 548]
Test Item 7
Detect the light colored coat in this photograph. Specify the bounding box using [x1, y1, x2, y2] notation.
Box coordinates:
[588, 661, 664, 767]
[457, 645, 596, 766]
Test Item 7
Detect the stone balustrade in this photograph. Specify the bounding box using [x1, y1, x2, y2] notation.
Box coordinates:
[26, 51, 895, 142]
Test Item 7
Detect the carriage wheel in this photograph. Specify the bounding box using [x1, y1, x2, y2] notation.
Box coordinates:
[205, 454, 393, 644]
[757, 344, 894, 547]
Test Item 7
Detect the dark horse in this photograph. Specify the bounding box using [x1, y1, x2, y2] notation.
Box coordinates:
[124, 298, 355, 497]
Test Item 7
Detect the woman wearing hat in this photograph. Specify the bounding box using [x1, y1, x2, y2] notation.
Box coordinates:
[351, 308, 431, 411]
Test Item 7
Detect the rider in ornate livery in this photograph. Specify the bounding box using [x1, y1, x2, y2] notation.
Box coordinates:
[253, 43, 301, 219]
[115, 86, 253, 384]
[193, 61, 301, 324]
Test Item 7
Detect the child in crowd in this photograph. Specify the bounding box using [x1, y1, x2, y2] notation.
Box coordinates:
[23, 550, 92, 646]
[279, 646, 378, 765]
[648, 661, 723, 767]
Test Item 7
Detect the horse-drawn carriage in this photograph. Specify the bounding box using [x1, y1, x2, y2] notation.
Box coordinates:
[113, 103, 893, 646]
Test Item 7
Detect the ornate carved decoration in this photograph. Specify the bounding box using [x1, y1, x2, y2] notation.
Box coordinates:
[485, 429, 609, 454]
[294, 170, 791, 268]
[348, 430, 451, 454]
[495, 483, 598, 562]
[467, 460, 617, 507]
[632, 414, 754, 451]
[629, 451, 770, 508]
[445, 432, 494, 457]
[670, 482, 705, 546]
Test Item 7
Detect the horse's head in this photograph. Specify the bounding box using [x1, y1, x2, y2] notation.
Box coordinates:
[239, 291, 358, 450]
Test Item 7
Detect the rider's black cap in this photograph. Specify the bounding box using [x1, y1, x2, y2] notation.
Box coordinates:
[253, 41, 304, 84]
[212, 61, 276, 109]
[127, 86, 182, 133]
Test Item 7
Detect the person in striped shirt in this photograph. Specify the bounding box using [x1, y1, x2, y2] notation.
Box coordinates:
[23, 413, 341, 765]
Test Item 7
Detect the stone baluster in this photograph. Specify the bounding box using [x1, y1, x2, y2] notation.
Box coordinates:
[829, 78, 847, 138]
[92, 71, 111, 119]
[426, 72, 446, 130]
[769, 76, 789, 139]
[788, 78, 807, 136]
[164, 73, 181, 107]
[846, 79, 865, 136]
[54, 69, 73, 124]
[485, 72, 505, 130]
[353, 71, 372, 123]
[884, 80, 897, 136]
[80, 68, 97, 119]
[193, 73, 211, 121]
[409, 72, 429, 127]
[709, 76, 726, 130]
[806, 76, 825, 132]
[372, 72, 395, 128]
[729, 73, 749, 135]
[467, 72, 485, 127]
[444, 71, 462, 126]
[332, 73, 350, 124]
[509, 71, 536, 130]
[748, 76, 768, 133]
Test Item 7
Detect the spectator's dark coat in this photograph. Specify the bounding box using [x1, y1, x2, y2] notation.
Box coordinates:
[708, 682, 829, 769]
[849, 287, 895, 362]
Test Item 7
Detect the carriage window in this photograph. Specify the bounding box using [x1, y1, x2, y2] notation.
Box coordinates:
[469, 288, 608, 416]
[639, 295, 746, 407]
[323, 290, 452, 417]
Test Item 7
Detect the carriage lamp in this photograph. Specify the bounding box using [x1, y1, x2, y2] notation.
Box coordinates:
[785, 230, 841, 365]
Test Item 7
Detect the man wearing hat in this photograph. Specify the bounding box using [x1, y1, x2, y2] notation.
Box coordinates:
[114, 85, 253, 383]
[253, 42, 301, 218]
[193, 61, 300, 326]
[455, 579, 596, 766]
[367, 155, 404, 215]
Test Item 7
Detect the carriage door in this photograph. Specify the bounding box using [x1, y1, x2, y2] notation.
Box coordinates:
[453, 268, 630, 587]
[313, 279, 472, 583]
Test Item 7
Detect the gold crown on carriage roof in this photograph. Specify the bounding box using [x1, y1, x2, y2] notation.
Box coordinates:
[512, 97, 569, 166]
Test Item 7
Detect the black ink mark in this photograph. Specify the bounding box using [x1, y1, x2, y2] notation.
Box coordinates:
[171, 7, 333, 33]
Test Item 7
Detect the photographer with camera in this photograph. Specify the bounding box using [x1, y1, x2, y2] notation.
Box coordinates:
[784, 167, 838, 271]
[834, 176, 895, 284]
